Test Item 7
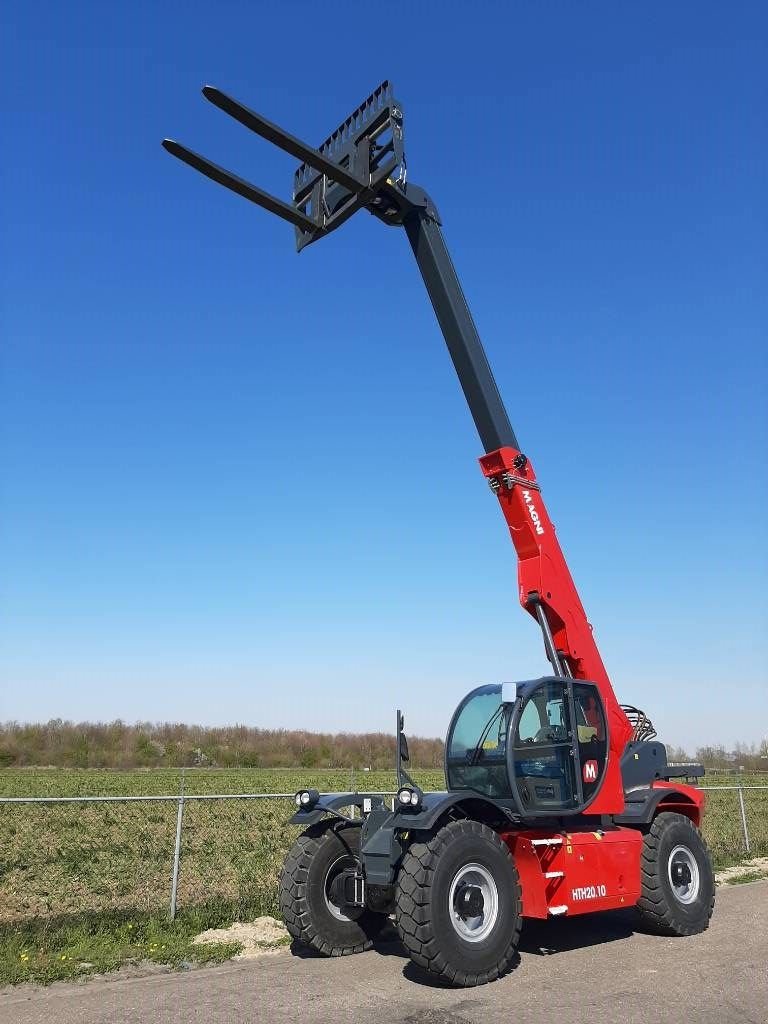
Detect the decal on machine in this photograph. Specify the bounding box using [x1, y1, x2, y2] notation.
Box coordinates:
[583, 759, 599, 782]
[571, 884, 607, 901]
[522, 490, 545, 536]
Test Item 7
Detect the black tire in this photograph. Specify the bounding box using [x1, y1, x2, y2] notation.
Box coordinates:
[636, 812, 715, 936]
[394, 819, 521, 987]
[279, 823, 386, 956]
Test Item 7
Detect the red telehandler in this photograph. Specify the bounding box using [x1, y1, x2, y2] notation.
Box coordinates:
[163, 81, 715, 986]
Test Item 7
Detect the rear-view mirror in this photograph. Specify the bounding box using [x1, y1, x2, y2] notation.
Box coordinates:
[399, 734, 410, 763]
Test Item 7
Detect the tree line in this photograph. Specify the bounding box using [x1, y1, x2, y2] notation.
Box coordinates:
[666, 742, 768, 772]
[0, 720, 446, 770]
[0, 721, 765, 772]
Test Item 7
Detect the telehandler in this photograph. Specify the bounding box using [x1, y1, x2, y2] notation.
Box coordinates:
[163, 81, 715, 987]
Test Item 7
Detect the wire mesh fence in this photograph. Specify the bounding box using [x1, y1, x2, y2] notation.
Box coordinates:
[1, 773, 765, 924]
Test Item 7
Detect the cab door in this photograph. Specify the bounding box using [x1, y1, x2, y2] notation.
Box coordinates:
[507, 678, 608, 816]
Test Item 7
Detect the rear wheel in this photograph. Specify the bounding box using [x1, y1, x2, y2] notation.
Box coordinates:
[636, 811, 715, 936]
[279, 823, 386, 956]
[395, 819, 521, 986]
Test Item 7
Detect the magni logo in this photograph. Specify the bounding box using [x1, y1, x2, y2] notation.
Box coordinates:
[583, 759, 598, 782]
[522, 490, 545, 536]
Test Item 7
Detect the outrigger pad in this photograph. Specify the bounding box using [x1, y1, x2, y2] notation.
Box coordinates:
[162, 81, 406, 253]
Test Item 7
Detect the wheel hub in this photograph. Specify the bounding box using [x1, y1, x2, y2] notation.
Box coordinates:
[447, 863, 499, 943]
[672, 862, 692, 885]
[324, 855, 364, 922]
[454, 883, 484, 919]
[668, 844, 700, 905]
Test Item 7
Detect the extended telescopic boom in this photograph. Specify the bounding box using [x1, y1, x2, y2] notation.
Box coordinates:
[163, 84, 516, 455]
[163, 82, 633, 814]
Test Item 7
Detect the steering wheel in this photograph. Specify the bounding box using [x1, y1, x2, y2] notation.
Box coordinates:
[534, 725, 565, 743]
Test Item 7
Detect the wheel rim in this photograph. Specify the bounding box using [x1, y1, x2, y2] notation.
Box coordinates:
[448, 862, 499, 942]
[668, 844, 700, 905]
[323, 854, 362, 922]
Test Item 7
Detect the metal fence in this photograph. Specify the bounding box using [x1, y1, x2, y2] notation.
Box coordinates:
[1, 782, 765, 924]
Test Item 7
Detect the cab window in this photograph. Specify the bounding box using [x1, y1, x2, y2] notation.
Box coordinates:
[511, 679, 576, 811]
[448, 687, 504, 761]
[573, 682, 607, 800]
[446, 686, 512, 798]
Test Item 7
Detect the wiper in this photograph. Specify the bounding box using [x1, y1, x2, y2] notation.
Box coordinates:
[468, 706, 504, 766]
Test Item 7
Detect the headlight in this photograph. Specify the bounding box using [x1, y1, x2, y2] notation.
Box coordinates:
[397, 787, 421, 809]
[294, 789, 319, 809]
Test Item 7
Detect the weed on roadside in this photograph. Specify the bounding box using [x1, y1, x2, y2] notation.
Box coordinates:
[0, 904, 247, 987]
[724, 870, 768, 885]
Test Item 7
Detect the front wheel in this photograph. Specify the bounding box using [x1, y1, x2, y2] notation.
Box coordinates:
[636, 811, 715, 936]
[279, 823, 386, 956]
[395, 819, 521, 987]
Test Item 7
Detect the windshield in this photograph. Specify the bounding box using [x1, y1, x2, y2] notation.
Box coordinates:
[446, 685, 512, 798]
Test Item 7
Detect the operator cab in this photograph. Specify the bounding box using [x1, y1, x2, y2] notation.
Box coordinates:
[445, 677, 609, 815]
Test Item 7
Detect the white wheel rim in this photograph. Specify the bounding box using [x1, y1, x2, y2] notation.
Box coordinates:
[448, 862, 499, 942]
[323, 854, 362, 922]
[668, 844, 700, 905]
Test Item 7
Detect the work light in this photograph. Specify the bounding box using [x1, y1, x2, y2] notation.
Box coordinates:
[294, 789, 319, 808]
[397, 787, 422, 809]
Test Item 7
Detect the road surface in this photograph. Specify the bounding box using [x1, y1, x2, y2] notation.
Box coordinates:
[4, 881, 766, 1024]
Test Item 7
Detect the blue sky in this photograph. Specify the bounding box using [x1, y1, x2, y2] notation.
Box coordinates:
[1, 2, 766, 751]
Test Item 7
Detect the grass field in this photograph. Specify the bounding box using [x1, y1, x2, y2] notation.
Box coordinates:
[1, 766, 766, 984]
[0, 768, 442, 925]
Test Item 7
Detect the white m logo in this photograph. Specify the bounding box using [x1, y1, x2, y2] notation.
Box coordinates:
[583, 760, 598, 782]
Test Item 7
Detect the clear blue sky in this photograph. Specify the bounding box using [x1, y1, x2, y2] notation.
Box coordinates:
[1, 2, 766, 752]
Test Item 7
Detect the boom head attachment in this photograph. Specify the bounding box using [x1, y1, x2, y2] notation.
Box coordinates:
[163, 81, 409, 252]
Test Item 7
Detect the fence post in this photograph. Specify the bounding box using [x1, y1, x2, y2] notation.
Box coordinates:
[737, 784, 751, 855]
[169, 768, 186, 920]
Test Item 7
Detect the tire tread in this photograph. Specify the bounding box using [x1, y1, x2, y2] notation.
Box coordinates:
[279, 824, 378, 957]
[636, 811, 715, 936]
[394, 819, 521, 987]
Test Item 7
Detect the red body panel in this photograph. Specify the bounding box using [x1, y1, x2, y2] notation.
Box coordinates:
[651, 781, 706, 826]
[500, 828, 643, 919]
[479, 446, 633, 814]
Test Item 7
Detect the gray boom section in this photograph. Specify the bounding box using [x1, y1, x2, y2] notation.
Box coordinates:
[404, 208, 520, 455]
[163, 84, 520, 456]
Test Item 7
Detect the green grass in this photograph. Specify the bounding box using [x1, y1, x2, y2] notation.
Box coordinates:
[1, 765, 762, 800]
[0, 766, 441, 798]
[725, 870, 768, 885]
[0, 903, 246, 987]
[697, 771, 767, 786]
[0, 768, 443, 925]
[0, 765, 765, 974]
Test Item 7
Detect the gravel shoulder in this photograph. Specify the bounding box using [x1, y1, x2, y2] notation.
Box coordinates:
[715, 856, 768, 884]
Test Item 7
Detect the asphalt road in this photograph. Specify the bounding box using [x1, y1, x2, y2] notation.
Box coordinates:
[4, 881, 766, 1024]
